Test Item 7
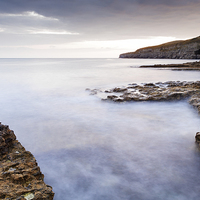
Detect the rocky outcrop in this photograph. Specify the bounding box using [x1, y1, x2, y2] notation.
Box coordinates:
[0, 124, 54, 200]
[195, 132, 200, 143]
[140, 61, 200, 70]
[119, 36, 200, 59]
[88, 81, 200, 114]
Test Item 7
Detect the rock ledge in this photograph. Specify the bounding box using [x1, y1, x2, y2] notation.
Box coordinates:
[140, 61, 200, 70]
[0, 123, 54, 200]
[88, 81, 200, 114]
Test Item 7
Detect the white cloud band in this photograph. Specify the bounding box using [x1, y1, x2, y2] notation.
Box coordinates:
[0, 11, 58, 21]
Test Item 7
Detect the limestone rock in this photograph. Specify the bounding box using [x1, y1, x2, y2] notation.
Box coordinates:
[0, 123, 54, 200]
[91, 81, 200, 114]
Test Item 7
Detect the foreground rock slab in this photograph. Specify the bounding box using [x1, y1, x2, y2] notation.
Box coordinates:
[89, 81, 200, 114]
[0, 124, 54, 200]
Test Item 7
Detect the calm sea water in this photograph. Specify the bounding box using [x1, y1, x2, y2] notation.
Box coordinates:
[0, 58, 200, 200]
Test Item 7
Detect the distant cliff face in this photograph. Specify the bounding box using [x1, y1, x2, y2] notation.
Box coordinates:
[119, 36, 200, 59]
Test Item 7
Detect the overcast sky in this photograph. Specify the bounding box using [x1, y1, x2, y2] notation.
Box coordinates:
[0, 0, 200, 58]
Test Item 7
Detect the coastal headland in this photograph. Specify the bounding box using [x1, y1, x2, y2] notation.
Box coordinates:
[119, 36, 200, 59]
[0, 123, 54, 200]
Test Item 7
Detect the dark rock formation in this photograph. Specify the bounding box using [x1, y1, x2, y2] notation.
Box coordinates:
[119, 36, 200, 59]
[140, 61, 200, 70]
[0, 123, 54, 200]
[195, 132, 200, 143]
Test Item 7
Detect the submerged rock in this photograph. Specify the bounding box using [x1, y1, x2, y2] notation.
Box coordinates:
[0, 123, 54, 200]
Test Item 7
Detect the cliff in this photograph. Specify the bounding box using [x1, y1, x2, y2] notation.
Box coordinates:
[0, 123, 54, 200]
[119, 36, 200, 59]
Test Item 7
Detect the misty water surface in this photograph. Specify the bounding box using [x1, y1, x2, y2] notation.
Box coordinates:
[0, 58, 200, 200]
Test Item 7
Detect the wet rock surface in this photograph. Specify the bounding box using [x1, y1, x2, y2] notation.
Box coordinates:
[88, 81, 200, 114]
[0, 124, 54, 200]
[195, 132, 200, 148]
[195, 132, 200, 143]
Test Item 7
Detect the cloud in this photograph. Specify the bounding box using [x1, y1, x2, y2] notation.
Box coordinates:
[0, 11, 58, 21]
[0, 0, 200, 57]
[0, 10, 77, 36]
[134, 0, 200, 6]
[0, 0, 200, 39]
[27, 29, 80, 35]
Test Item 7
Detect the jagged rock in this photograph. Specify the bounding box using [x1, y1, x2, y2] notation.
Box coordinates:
[143, 83, 157, 87]
[119, 36, 200, 59]
[90, 81, 200, 114]
[112, 87, 127, 92]
[189, 92, 200, 112]
[0, 123, 54, 200]
[195, 132, 200, 143]
[105, 90, 112, 93]
[107, 95, 119, 100]
[85, 88, 102, 95]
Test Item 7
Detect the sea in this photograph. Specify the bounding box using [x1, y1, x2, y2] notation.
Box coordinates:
[0, 58, 200, 200]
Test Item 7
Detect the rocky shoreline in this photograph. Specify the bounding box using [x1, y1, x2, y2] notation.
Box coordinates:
[88, 78, 200, 147]
[0, 124, 54, 200]
[87, 61, 200, 146]
[88, 81, 200, 114]
[140, 61, 200, 71]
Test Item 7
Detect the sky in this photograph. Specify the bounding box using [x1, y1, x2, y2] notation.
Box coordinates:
[0, 0, 200, 58]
